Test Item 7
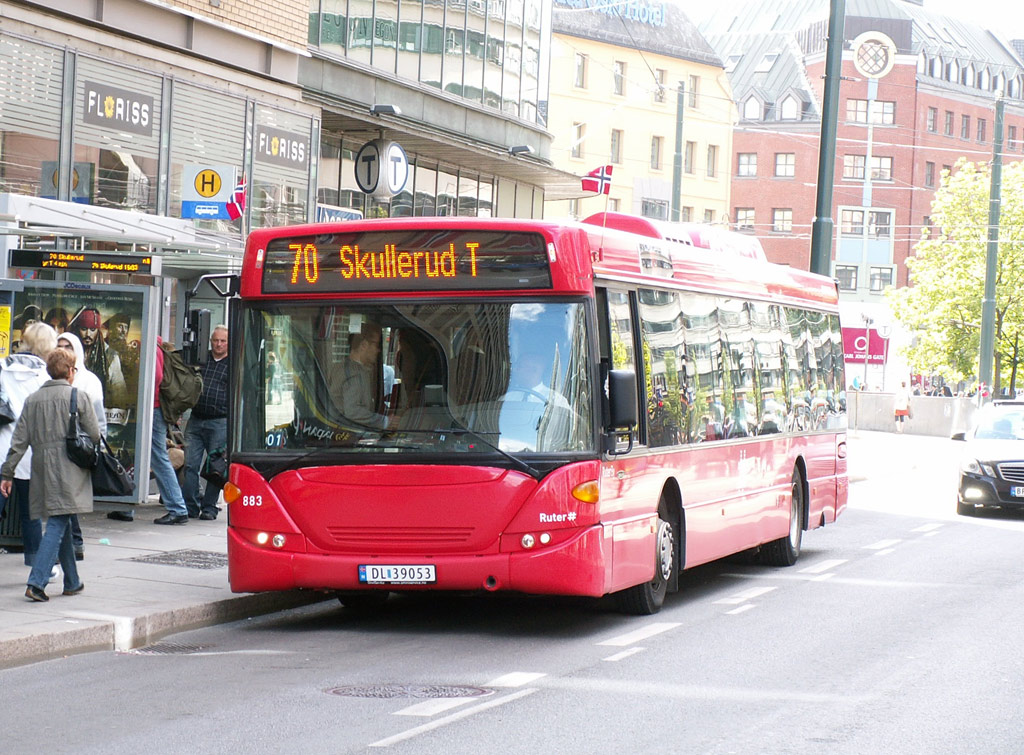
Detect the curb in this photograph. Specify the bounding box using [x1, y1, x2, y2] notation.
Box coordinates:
[0, 590, 330, 670]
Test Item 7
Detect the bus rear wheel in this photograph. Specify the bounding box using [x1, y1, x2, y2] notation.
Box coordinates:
[615, 498, 675, 615]
[336, 591, 390, 611]
[761, 469, 804, 566]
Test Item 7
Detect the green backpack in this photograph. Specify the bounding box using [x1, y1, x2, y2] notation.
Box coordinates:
[159, 343, 203, 423]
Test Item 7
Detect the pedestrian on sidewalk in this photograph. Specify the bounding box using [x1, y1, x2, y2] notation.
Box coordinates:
[107, 338, 191, 524]
[57, 332, 106, 561]
[0, 321, 58, 567]
[183, 325, 229, 520]
[1, 348, 99, 602]
[894, 380, 911, 434]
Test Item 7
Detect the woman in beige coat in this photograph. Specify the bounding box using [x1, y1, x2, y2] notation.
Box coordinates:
[1, 348, 99, 602]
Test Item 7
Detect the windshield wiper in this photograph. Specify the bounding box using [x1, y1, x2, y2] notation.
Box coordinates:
[436, 418, 541, 478]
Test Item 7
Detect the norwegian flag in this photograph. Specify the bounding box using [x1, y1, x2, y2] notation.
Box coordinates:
[581, 165, 613, 195]
[226, 173, 247, 221]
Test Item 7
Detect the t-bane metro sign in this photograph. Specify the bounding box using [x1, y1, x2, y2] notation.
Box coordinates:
[82, 82, 154, 137]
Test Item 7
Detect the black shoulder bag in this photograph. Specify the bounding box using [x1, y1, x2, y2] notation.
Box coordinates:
[66, 387, 98, 469]
[92, 436, 134, 497]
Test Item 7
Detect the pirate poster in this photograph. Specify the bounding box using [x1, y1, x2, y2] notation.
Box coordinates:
[10, 283, 148, 498]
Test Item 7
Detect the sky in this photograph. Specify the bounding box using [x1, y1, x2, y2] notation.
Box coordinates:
[669, 0, 1024, 41]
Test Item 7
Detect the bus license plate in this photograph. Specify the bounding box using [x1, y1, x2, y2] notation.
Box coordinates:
[1011, 486, 1024, 498]
[359, 564, 436, 584]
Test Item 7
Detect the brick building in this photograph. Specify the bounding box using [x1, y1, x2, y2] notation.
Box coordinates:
[699, 0, 1024, 387]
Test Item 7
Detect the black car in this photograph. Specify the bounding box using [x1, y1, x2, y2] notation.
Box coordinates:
[954, 400, 1024, 515]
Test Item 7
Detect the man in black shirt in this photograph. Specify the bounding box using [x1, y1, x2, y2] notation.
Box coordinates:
[183, 325, 229, 520]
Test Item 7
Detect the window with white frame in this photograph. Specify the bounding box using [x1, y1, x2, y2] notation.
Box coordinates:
[650, 136, 663, 170]
[706, 144, 718, 177]
[574, 53, 587, 88]
[835, 265, 857, 291]
[772, 208, 793, 232]
[743, 97, 761, 120]
[869, 266, 893, 292]
[654, 69, 666, 103]
[840, 208, 864, 234]
[571, 122, 584, 159]
[780, 96, 799, 120]
[774, 152, 795, 177]
[737, 152, 757, 177]
[704, 208, 714, 223]
[927, 107, 937, 132]
[610, 129, 623, 164]
[688, 74, 699, 108]
[846, 99, 895, 124]
[735, 208, 755, 231]
[684, 141, 695, 173]
[613, 61, 626, 96]
[641, 198, 669, 220]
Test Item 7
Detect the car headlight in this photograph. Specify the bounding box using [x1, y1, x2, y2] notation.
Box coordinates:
[961, 459, 995, 477]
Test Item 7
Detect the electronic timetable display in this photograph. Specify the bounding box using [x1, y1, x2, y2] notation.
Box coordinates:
[261, 229, 553, 293]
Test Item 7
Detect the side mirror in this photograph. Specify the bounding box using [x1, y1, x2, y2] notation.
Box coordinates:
[951, 431, 966, 441]
[608, 370, 638, 430]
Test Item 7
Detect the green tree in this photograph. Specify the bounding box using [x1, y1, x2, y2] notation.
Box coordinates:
[887, 159, 1024, 394]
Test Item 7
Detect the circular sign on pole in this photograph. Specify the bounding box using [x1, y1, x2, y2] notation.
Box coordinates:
[354, 140, 383, 195]
[852, 31, 897, 79]
[380, 141, 410, 198]
[353, 139, 410, 198]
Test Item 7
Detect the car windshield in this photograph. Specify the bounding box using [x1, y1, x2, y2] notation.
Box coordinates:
[973, 407, 1024, 440]
[234, 299, 595, 456]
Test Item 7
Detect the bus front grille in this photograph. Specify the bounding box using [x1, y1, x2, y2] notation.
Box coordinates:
[325, 526, 476, 546]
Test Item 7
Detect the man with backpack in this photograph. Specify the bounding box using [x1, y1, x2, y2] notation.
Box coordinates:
[107, 337, 202, 524]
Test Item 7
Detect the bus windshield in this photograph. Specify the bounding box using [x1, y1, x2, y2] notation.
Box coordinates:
[236, 300, 595, 456]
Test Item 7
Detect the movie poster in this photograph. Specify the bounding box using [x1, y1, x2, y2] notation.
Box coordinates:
[10, 285, 146, 492]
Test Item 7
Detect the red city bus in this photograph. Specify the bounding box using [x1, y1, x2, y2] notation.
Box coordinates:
[225, 213, 847, 614]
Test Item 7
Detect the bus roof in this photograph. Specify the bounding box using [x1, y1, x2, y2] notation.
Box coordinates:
[240, 216, 838, 310]
[583, 212, 767, 261]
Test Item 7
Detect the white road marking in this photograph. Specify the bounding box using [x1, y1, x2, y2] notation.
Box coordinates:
[713, 586, 777, 605]
[596, 622, 682, 647]
[811, 573, 836, 582]
[726, 604, 756, 615]
[873, 548, 896, 556]
[800, 559, 847, 574]
[924, 531, 939, 537]
[370, 689, 538, 747]
[912, 523, 944, 533]
[394, 698, 476, 717]
[486, 672, 546, 687]
[603, 647, 646, 662]
[723, 572, 964, 588]
[864, 539, 902, 550]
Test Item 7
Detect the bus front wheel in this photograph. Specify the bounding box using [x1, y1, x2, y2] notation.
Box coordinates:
[761, 469, 804, 566]
[615, 498, 675, 615]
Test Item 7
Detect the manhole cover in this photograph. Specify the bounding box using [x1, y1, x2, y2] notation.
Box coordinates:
[123, 642, 210, 655]
[325, 684, 493, 699]
[126, 549, 227, 569]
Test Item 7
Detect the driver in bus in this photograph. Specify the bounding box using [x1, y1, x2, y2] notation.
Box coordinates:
[330, 327, 389, 430]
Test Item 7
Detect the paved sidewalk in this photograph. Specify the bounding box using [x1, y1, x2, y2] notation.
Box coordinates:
[0, 503, 325, 670]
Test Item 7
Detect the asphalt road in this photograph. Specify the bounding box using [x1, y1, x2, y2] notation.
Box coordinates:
[3, 432, 1023, 754]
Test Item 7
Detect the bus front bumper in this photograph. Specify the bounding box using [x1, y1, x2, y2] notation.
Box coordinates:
[227, 525, 609, 598]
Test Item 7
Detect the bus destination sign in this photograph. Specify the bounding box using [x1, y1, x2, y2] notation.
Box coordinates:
[261, 229, 552, 293]
[11, 249, 153, 274]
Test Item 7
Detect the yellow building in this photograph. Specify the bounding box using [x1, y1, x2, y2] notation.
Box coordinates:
[547, 1, 736, 223]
